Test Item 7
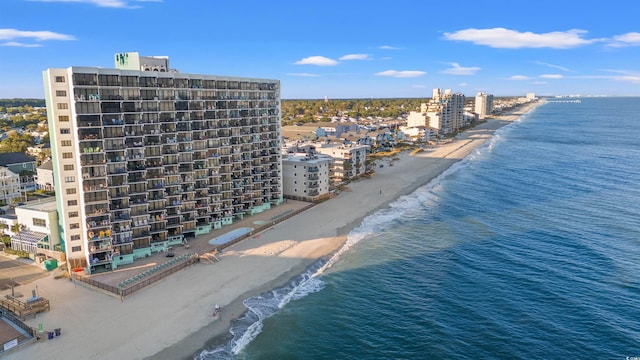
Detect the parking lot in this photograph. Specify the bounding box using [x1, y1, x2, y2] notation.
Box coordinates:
[0, 255, 49, 294]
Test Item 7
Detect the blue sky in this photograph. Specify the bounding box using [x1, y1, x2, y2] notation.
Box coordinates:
[2, 0, 640, 99]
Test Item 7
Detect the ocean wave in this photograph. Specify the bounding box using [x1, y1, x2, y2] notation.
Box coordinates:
[196, 260, 328, 359]
[196, 115, 532, 359]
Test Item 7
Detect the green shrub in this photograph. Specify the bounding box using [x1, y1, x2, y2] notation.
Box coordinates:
[3, 248, 30, 258]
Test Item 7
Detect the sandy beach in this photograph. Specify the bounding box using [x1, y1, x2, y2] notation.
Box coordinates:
[2, 101, 542, 360]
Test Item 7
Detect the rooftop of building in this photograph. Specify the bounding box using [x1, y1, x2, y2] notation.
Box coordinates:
[0, 152, 35, 166]
[17, 197, 57, 212]
[283, 153, 332, 164]
[38, 161, 53, 171]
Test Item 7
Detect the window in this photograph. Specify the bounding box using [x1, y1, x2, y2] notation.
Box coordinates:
[56, 90, 67, 97]
[61, 140, 72, 147]
[33, 218, 46, 227]
[71, 246, 81, 252]
[59, 115, 70, 122]
[67, 199, 78, 206]
[60, 128, 70, 134]
[70, 223, 80, 229]
[66, 188, 76, 195]
[55, 76, 65, 83]
[62, 152, 73, 159]
[64, 164, 74, 171]
[57, 103, 69, 110]
[71, 235, 80, 241]
[64, 176, 75, 183]
[69, 211, 78, 218]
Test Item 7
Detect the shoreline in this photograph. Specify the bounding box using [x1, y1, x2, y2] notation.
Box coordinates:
[156, 100, 544, 359]
[3, 100, 543, 360]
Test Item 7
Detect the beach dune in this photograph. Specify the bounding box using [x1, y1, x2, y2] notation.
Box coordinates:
[2, 102, 541, 360]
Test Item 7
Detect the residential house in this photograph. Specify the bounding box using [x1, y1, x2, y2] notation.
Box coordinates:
[0, 152, 37, 191]
[0, 166, 22, 205]
[36, 160, 54, 191]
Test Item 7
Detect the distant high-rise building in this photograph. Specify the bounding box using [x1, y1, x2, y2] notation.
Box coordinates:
[475, 92, 494, 119]
[43, 52, 283, 273]
[427, 88, 465, 136]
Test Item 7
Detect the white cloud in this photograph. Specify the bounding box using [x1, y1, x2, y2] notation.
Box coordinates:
[539, 74, 564, 79]
[412, 85, 426, 88]
[443, 28, 596, 49]
[30, 0, 160, 8]
[339, 54, 371, 61]
[295, 56, 338, 66]
[532, 81, 548, 85]
[375, 70, 426, 78]
[1, 41, 43, 47]
[287, 73, 319, 77]
[533, 61, 571, 72]
[608, 32, 640, 47]
[0, 28, 75, 47]
[509, 75, 530, 80]
[441, 62, 481, 75]
[458, 82, 469, 87]
[379, 45, 401, 50]
[0, 28, 76, 41]
[613, 75, 640, 83]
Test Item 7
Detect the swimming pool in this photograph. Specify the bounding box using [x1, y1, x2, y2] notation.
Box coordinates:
[208, 227, 254, 246]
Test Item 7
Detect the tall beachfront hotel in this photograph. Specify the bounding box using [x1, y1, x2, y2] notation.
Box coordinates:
[43, 52, 282, 273]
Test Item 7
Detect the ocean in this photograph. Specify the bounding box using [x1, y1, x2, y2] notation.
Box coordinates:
[196, 97, 640, 359]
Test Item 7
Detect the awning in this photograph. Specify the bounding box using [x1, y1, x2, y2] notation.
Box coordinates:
[11, 230, 48, 245]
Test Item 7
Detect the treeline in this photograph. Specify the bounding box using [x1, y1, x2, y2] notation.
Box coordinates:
[0, 100, 49, 155]
[281, 98, 428, 126]
[0, 98, 46, 108]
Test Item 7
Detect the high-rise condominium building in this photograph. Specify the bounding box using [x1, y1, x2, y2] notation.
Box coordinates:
[423, 89, 465, 137]
[43, 52, 282, 273]
[474, 92, 494, 119]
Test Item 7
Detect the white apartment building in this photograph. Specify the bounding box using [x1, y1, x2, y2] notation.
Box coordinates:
[406, 103, 428, 128]
[314, 143, 369, 183]
[36, 161, 55, 191]
[0, 166, 21, 206]
[282, 154, 332, 201]
[43, 52, 282, 273]
[474, 92, 494, 119]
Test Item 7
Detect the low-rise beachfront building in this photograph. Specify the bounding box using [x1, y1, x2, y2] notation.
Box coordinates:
[282, 153, 332, 201]
[11, 198, 63, 260]
[314, 143, 369, 183]
[43, 52, 283, 273]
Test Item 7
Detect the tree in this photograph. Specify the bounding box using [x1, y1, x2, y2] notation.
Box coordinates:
[10, 223, 26, 252]
[0, 234, 10, 249]
[0, 131, 35, 153]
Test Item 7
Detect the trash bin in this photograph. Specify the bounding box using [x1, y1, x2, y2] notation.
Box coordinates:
[54, 328, 61, 336]
[44, 259, 58, 271]
[48, 331, 54, 340]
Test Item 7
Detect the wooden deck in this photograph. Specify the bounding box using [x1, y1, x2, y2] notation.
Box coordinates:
[0, 295, 50, 320]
